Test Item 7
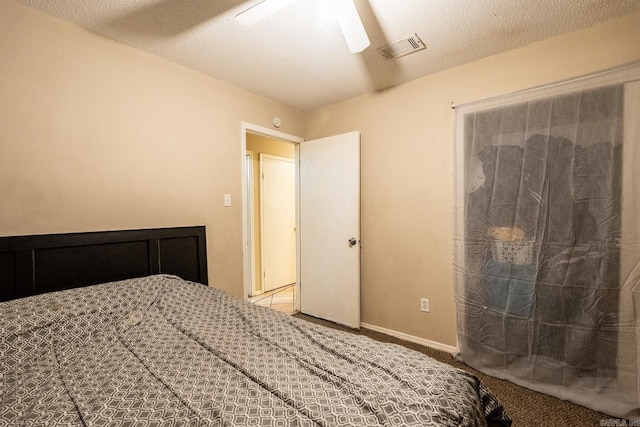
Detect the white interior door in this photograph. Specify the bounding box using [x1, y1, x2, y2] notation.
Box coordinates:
[299, 131, 360, 328]
[260, 154, 296, 292]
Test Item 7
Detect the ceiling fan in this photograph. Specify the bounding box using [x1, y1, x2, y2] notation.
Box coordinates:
[235, 0, 370, 53]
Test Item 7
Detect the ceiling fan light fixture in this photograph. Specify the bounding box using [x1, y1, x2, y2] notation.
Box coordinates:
[336, 0, 370, 53]
[235, 0, 370, 54]
[235, 0, 298, 26]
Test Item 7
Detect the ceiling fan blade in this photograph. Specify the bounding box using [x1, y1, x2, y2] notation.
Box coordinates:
[336, 0, 370, 53]
[236, 0, 299, 26]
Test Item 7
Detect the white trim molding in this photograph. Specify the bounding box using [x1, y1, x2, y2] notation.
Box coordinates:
[360, 322, 459, 355]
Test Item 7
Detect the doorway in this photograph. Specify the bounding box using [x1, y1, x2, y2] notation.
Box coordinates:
[452, 66, 640, 414]
[241, 122, 362, 327]
[246, 136, 296, 297]
[241, 123, 303, 310]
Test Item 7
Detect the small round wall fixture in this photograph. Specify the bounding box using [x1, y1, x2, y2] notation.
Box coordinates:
[272, 117, 281, 128]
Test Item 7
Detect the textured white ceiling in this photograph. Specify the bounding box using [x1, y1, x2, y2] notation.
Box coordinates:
[14, 0, 640, 110]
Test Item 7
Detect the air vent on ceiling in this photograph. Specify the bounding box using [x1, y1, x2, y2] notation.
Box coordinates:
[377, 33, 426, 59]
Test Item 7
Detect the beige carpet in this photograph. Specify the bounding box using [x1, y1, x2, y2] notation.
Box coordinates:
[293, 313, 610, 427]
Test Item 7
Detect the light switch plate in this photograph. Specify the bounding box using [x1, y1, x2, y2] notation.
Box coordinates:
[224, 193, 232, 207]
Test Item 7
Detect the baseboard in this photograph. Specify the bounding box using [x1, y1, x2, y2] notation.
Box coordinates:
[360, 322, 459, 354]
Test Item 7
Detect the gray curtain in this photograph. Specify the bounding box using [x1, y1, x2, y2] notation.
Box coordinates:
[453, 68, 640, 418]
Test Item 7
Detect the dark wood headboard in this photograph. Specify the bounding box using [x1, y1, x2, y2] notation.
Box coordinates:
[0, 226, 208, 302]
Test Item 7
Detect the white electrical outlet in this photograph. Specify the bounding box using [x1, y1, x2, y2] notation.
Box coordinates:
[421, 298, 430, 312]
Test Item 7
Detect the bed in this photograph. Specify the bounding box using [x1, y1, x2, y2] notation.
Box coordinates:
[0, 227, 511, 426]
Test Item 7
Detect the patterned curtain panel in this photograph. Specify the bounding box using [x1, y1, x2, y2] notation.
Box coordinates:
[453, 62, 640, 418]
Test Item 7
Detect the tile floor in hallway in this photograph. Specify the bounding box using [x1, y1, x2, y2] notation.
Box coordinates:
[249, 284, 296, 315]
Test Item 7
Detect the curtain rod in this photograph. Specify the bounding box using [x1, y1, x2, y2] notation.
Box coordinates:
[448, 60, 640, 112]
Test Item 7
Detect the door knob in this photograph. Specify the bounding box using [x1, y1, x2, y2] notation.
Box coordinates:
[348, 238, 357, 247]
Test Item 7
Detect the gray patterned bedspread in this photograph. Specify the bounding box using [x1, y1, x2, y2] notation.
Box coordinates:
[1, 275, 511, 426]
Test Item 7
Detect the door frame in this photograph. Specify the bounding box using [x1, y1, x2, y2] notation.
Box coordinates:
[245, 150, 256, 296]
[240, 122, 303, 307]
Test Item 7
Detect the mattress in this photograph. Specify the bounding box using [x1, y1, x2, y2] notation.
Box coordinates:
[0, 275, 511, 426]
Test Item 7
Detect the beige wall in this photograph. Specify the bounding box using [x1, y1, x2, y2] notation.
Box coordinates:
[245, 133, 295, 294]
[0, 0, 304, 298]
[305, 11, 640, 347]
